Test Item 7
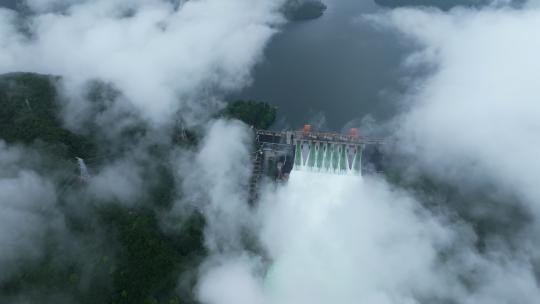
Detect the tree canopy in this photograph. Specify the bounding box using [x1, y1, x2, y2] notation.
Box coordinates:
[222, 99, 277, 129]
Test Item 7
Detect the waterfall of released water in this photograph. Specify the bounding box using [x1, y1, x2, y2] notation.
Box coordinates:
[76, 157, 90, 180]
[293, 141, 362, 175]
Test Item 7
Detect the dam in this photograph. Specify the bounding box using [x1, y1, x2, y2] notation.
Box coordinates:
[252, 125, 385, 185]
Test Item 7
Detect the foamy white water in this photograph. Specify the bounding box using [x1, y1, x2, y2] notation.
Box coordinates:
[254, 171, 451, 304]
[76, 157, 89, 180]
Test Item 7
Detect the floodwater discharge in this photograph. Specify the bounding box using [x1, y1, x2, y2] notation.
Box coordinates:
[261, 170, 366, 302]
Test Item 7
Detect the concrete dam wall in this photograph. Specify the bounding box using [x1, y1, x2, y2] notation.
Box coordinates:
[254, 126, 385, 181]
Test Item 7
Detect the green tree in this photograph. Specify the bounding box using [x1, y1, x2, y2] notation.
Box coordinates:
[0, 72, 96, 158]
[222, 100, 277, 129]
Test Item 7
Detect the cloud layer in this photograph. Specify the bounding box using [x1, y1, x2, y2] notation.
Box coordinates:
[2, 0, 540, 303]
[0, 141, 63, 281]
[0, 0, 285, 125]
[388, 4, 540, 212]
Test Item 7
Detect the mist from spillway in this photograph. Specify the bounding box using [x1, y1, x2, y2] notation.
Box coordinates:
[250, 169, 456, 304]
[262, 170, 364, 300]
[286, 170, 362, 204]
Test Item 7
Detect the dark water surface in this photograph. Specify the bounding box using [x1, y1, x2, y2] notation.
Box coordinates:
[235, 0, 415, 131]
[0, 0, 16, 9]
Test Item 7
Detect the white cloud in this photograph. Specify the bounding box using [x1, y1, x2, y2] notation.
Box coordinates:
[198, 255, 266, 304]
[198, 169, 540, 304]
[257, 172, 457, 304]
[0, 141, 62, 281]
[178, 119, 255, 252]
[0, 0, 285, 125]
[382, 5, 540, 217]
[85, 158, 146, 204]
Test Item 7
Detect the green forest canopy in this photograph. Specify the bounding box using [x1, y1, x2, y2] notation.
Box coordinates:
[222, 99, 277, 129]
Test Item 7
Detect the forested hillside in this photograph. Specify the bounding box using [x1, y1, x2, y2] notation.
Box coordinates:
[0, 72, 275, 304]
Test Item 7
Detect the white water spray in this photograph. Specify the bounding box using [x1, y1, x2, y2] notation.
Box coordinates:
[200, 170, 456, 304]
[76, 157, 89, 180]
